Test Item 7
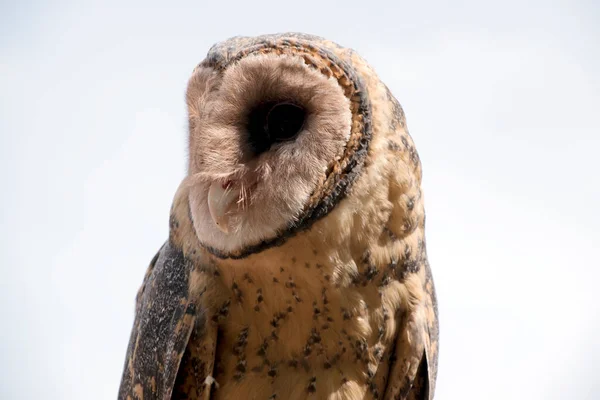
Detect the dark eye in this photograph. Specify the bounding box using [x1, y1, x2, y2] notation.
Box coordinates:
[265, 103, 306, 142]
[247, 101, 306, 155]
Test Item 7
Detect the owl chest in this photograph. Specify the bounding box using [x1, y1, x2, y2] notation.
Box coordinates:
[208, 279, 392, 400]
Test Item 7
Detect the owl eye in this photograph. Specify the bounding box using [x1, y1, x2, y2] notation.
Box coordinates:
[247, 101, 306, 155]
[265, 103, 306, 142]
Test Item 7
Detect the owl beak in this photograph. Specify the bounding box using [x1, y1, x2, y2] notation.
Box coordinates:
[207, 180, 239, 234]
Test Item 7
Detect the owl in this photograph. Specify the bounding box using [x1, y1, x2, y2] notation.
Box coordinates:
[118, 33, 439, 400]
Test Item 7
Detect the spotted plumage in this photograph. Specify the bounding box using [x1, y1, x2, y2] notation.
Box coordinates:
[118, 32, 439, 400]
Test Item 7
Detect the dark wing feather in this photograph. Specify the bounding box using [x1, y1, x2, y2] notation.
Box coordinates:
[383, 311, 430, 400]
[384, 262, 439, 400]
[172, 313, 218, 400]
[118, 241, 200, 399]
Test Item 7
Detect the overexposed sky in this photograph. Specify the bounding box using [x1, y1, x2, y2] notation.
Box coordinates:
[1, 1, 599, 399]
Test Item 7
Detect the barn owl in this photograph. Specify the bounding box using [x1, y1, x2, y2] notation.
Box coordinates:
[118, 33, 439, 400]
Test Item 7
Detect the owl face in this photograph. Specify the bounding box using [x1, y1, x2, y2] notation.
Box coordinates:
[186, 53, 352, 255]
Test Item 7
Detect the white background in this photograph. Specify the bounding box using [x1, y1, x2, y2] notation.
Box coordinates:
[1, 0, 599, 398]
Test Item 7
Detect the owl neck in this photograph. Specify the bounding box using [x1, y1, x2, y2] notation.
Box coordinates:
[204, 187, 427, 296]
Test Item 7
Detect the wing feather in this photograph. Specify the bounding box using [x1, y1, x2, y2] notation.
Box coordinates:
[384, 262, 439, 400]
[118, 241, 214, 400]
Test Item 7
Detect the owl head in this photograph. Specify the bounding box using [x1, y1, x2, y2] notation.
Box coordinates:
[184, 34, 419, 259]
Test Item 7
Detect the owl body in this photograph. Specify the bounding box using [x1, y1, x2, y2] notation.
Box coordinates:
[119, 33, 438, 400]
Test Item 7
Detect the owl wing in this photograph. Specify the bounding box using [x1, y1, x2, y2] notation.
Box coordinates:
[118, 240, 217, 400]
[384, 262, 439, 400]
